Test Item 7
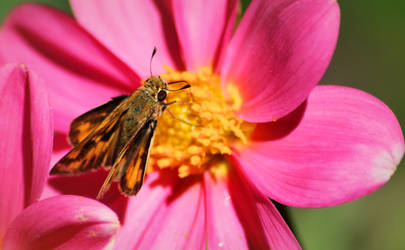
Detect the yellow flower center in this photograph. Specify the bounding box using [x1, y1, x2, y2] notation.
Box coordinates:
[148, 66, 254, 178]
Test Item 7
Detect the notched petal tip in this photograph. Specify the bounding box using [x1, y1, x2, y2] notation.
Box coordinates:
[2, 195, 119, 250]
[370, 142, 404, 184]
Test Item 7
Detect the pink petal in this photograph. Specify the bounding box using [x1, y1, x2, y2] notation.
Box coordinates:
[234, 85, 404, 208]
[0, 4, 138, 132]
[221, 0, 340, 122]
[205, 164, 300, 249]
[114, 170, 206, 250]
[2, 195, 119, 250]
[0, 64, 53, 239]
[44, 134, 130, 222]
[44, 166, 129, 223]
[172, 0, 238, 71]
[40, 133, 70, 199]
[50, 132, 71, 167]
[70, 0, 185, 78]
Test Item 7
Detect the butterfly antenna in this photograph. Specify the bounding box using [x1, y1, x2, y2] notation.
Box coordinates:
[167, 81, 193, 101]
[168, 80, 195, 103]
[168, 80, 188, 85]
[168, 84, 191, 91]
[150, 46, 157, 77]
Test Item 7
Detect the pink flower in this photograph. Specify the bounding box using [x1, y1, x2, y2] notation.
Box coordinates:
[0, 64, 119, 249]
[0, 1, 403, 249]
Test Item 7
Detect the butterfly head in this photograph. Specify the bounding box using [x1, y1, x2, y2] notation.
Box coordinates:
[145, 75, 169, 102]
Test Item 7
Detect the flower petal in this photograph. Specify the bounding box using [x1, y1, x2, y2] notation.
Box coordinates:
[234, 85, 404, 208]
[0, 4, 138, 132]
[50, 132, 71, 167]
[205, 163, 300, 249]
[172, 0, 238, 71]
[2, 195, 119, 250]
[221, 0, 340, 122]
[70, 0, 185, 77]
[114, 170, 206, 250]
[44, 134, 130, 222]
[0, 64, 52, 239]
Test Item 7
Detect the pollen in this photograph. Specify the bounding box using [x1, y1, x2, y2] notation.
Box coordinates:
[149, 66, 254, 178]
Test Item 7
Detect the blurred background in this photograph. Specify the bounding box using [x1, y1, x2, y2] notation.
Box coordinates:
[1, 0, 404, 249]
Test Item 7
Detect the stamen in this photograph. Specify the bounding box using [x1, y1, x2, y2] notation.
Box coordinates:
[149, 66, 255, 178]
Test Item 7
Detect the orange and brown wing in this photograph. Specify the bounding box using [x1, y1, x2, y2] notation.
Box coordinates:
[50, 97, 130, 175]
[120, 120, 156, 195]
[69, 95, 128, 146]
[96, 120, 156, 199]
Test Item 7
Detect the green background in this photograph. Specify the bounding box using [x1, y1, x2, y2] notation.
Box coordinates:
[1, 0, 404, 249]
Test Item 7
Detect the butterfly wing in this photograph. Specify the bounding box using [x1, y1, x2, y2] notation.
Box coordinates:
[50, 94, 143, 175]
[96, 120, 156, 199]
[51, 103, 128, 175]
[69, 95, 128, 146]
[120, 120, 156, 195]
[51, 89, 158, 174]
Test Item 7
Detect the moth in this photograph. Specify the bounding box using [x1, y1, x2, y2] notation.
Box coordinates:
[50, 49, 190, 199]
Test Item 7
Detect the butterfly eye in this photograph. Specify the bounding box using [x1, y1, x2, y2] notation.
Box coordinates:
[157, 90, 167, 101]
